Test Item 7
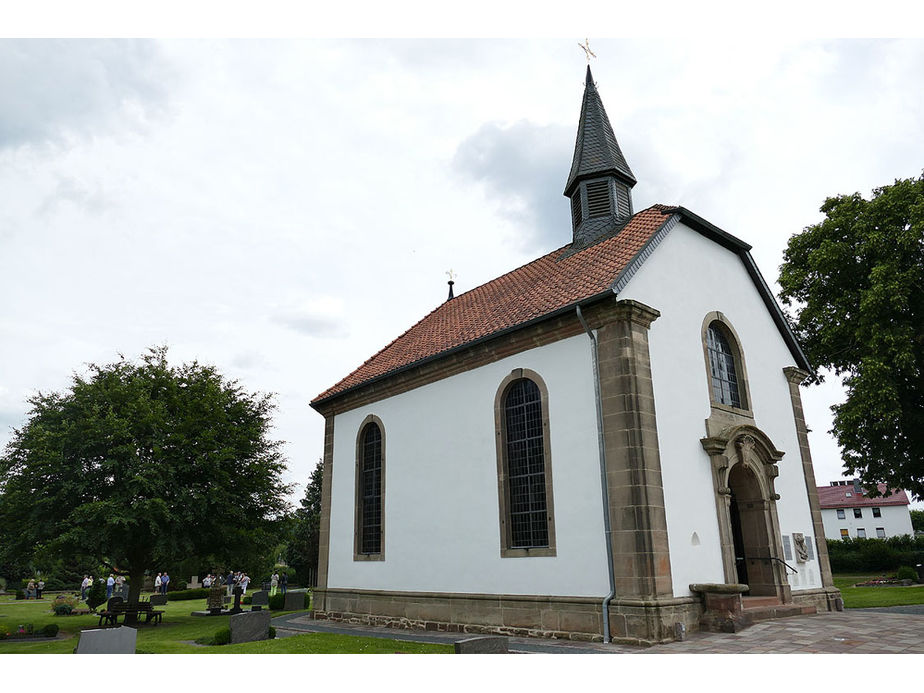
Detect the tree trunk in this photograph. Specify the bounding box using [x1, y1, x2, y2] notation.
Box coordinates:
[125, 567, 145, 625]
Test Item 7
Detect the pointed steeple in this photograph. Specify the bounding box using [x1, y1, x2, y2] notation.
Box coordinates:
[564, 66, 637, 248]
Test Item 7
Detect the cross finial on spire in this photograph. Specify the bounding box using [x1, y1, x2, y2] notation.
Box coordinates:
[578, 38, 596, 64]
[446, 269, 456, 301]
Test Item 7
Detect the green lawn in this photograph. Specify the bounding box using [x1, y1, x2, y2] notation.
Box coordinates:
[0, 593, 452, 654]
[833, 573, 924, 609]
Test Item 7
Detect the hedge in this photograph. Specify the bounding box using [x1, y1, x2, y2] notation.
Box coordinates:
[826, 535, 924, 573]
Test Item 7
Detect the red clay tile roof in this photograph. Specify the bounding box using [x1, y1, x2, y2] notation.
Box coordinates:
[312, 205, 677, 405]
[817, 483, 910, 508]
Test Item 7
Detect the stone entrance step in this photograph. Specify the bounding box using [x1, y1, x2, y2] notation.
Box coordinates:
[742, 598, 816, 623]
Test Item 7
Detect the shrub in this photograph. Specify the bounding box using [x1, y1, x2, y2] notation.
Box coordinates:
[896, 566, 918, 582]
[167, 580, 188, 592]
[242, 594, 252, 605]
[212, 627, 231, 646]
[15, 590, 25, 600]
[268, 626, 276, 639]
[268, 593, 284, 610]
[38, 623, 59, 637]
[166, 588, 209, 601]
[85, 580, 107, 610]
[52, 594, 79, 616]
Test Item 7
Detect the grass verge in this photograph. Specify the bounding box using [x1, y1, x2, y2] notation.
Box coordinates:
[0, 592, 451, 654]
[833, 573, 924, 609]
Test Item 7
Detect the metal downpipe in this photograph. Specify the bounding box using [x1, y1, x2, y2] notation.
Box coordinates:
[576, 304, 615, 643]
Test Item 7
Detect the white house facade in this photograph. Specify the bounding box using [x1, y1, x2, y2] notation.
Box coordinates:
[309, 66, 840, 644]
[818, 482, 914, 540]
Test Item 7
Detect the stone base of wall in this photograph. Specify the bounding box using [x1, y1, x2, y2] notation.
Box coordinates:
[314, 588, 702, 645]
[791, 587, 843, 613]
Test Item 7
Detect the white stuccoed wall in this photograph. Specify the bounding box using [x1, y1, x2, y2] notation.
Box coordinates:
[618, 221, 824, 596]
[327, 335, 612, 597]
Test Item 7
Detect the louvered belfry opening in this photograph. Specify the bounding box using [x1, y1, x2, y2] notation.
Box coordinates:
[570, 191, 583, 228]
[585, 180, 611, 218]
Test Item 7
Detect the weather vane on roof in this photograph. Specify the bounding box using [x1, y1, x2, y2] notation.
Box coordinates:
[446, 269, 457, 301]
[578, 38, 596, 64]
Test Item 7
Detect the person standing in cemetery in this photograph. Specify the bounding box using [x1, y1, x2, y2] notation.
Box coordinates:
[270, 571, 278, 597]
[115, 574, 124, 593]
[240, 573, 250, 594]
[225, 570, 234, 597]
[161, 571, 170, 595]
[36, 579, 44, 599]
[154, 572, 162, 594]
[203, 574, 211, 589]
[106, 574, 115, 599]
[280, 572, 287, 595]
[81, 575, 89, 601]
[26, 578, 36, 599]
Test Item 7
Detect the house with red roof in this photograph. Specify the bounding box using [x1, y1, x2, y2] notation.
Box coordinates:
[309, 66, 840, 644]
[818, 480, 914, 540]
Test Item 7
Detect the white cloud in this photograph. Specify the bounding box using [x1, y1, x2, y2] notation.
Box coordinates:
[0, 39, 172, 151]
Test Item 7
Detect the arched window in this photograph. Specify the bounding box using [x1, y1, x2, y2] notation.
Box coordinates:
[494, 369, 556, 557]
[355, 416, 384, 560]
[702, 315, 751, 413]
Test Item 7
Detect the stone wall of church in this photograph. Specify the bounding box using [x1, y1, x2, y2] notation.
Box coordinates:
[325, 334, 614, 598]
[618, 222, 825, 597]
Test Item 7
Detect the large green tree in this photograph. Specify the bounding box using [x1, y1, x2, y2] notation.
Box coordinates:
[285, 461, 323, 585]
[778, 174, 924, 500]
[0, 347, 292, 609]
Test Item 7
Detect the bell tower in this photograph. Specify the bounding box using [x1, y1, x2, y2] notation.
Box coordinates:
[564, 65, 637, 249]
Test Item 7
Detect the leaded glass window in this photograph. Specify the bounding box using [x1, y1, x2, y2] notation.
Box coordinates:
[706, 324, 742, 408]
[504, 378, 549, 548]
[359, 422, 382, 554]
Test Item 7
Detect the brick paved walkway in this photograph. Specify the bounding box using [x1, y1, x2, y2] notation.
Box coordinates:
[272, 609, 923, 654]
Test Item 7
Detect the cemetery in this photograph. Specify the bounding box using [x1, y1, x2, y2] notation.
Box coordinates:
[0, 587, 453, 654]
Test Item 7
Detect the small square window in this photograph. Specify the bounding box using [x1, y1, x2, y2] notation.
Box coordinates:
[846, 492, 852, 497]
[854, 508, 862, 518]
[840, 529, 849, 539]
[836, 509, 845, 519]
[872, 507, 881, 518]
[876, 527, 886, 538]
[856, 528, 866, 538]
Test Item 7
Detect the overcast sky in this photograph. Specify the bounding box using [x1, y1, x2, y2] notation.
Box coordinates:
[1, 36, 922, 508]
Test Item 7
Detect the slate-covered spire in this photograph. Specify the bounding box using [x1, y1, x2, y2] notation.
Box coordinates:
[564, 65, 637, 248]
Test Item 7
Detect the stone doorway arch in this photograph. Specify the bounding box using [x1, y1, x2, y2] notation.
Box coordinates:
[701, 425, 792, 602]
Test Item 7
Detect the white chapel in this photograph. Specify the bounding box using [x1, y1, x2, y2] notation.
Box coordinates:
[309, 65, 841, 644]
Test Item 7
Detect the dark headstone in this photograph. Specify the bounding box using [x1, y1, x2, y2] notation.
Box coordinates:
[229, 585, 244, 614]
[76, 626, 137, 654]
[251, 590, 269, 606]
[149, 594, 167, 606]
[229, 610, 271, 644]
[283, 590, 303, 611]
[251, 605, 262, 611]
[454, 636, 508, 654]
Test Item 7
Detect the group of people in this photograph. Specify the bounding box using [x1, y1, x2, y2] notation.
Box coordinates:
[153, 572, 170, 595]
[200, 570, 288, 596]
[105, 574, 125, 599]
[24, 578, 45, 599]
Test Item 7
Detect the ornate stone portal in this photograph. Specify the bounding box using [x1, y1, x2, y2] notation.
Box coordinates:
[701, 424, 791, 602]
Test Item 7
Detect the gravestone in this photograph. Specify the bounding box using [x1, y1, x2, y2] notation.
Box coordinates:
[76, 626, 137, 654]
[229, 610, 271, 644]
[188, 575, 201, 589]
[251, 590, 269, 606]
[207, 583, 225, 615]
[107, 596, 124, 611]
[229, 584, 244, 614]
[283, 590, 304, 611]
[120, 585, 130, 600]
[149, 594, 167, 606]
[454, 636, 508, 654]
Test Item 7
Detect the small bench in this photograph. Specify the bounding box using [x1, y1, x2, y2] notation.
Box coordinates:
[98, 600, 164, 627]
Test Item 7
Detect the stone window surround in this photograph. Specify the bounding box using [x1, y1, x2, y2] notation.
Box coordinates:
[493, 368, 557, 558]
[700, 311, 753, 420]
[354, 414, 386, 562]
